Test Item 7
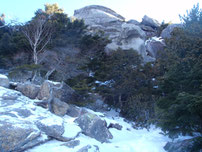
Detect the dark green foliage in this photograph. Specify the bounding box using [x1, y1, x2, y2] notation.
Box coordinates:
[84, 48, 157, 126]
[0, 25, 29, 67]
[79, 31, 110, 57]
[49, 13, 87, 47]
[0, 27, 28, 56]
[156, 3, 202, 138]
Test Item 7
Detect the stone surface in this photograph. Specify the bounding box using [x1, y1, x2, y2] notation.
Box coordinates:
[0, 74, 9, 88]
[66, 104, 81, 117]
[52, 98, 70, 116]
[74, 5, 125, 25]
[141, 15, 160, 28]
[0, 121, 41, 152]
[127, 19, 140, 25]
[75, 112, 113, 143]
[16, 82, 40, 99]
[161, 24, 183, 39]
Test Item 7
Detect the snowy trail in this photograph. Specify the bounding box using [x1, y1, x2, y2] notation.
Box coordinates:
[27, 109, 171, 152]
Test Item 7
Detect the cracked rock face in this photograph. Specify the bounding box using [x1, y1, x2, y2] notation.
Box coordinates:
[74, 5, 155, 62]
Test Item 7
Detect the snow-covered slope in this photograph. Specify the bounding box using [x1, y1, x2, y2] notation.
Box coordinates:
[0, 85, 191, 152]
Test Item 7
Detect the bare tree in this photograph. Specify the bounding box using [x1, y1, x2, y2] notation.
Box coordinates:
[22, 15, 52, 65]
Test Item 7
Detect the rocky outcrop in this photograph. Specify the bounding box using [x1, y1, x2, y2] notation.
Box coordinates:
[74, 5, 125, 25]
[75, 112, 113, 143]
[161, 24, 183, 39]
[74, 5, 157, 62]
[0, 74, 9, 88]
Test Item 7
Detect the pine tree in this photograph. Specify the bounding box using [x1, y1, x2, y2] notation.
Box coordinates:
[156, 3, 202, 137]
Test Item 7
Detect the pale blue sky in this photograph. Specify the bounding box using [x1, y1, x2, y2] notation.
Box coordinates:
[0, 0, 201, 23]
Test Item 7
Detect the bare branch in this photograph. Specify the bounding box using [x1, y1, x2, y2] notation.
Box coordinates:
[22, 15, 53, 65]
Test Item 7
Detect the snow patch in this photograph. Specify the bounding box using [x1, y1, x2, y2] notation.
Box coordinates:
[0, 74, 8, 79]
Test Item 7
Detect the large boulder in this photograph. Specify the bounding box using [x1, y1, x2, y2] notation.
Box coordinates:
[161, 24, 183, 39]
[145, 37, 166, 58]
[75, 112, 113, 143]
[52, 98, 70, 116]
[0, 74, 9, 88]
[141, 15, 160, 28]
[37, 80, 77, 103]
[16, 82, 40, 99]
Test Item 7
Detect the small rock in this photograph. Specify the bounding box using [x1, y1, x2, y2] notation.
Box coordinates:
[77, 145, 92, 152]
[62, 140, 80, 148]
[34, 101, 48, 109]
[108, 123, 123, 130]
[93, 145, 100, 152]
